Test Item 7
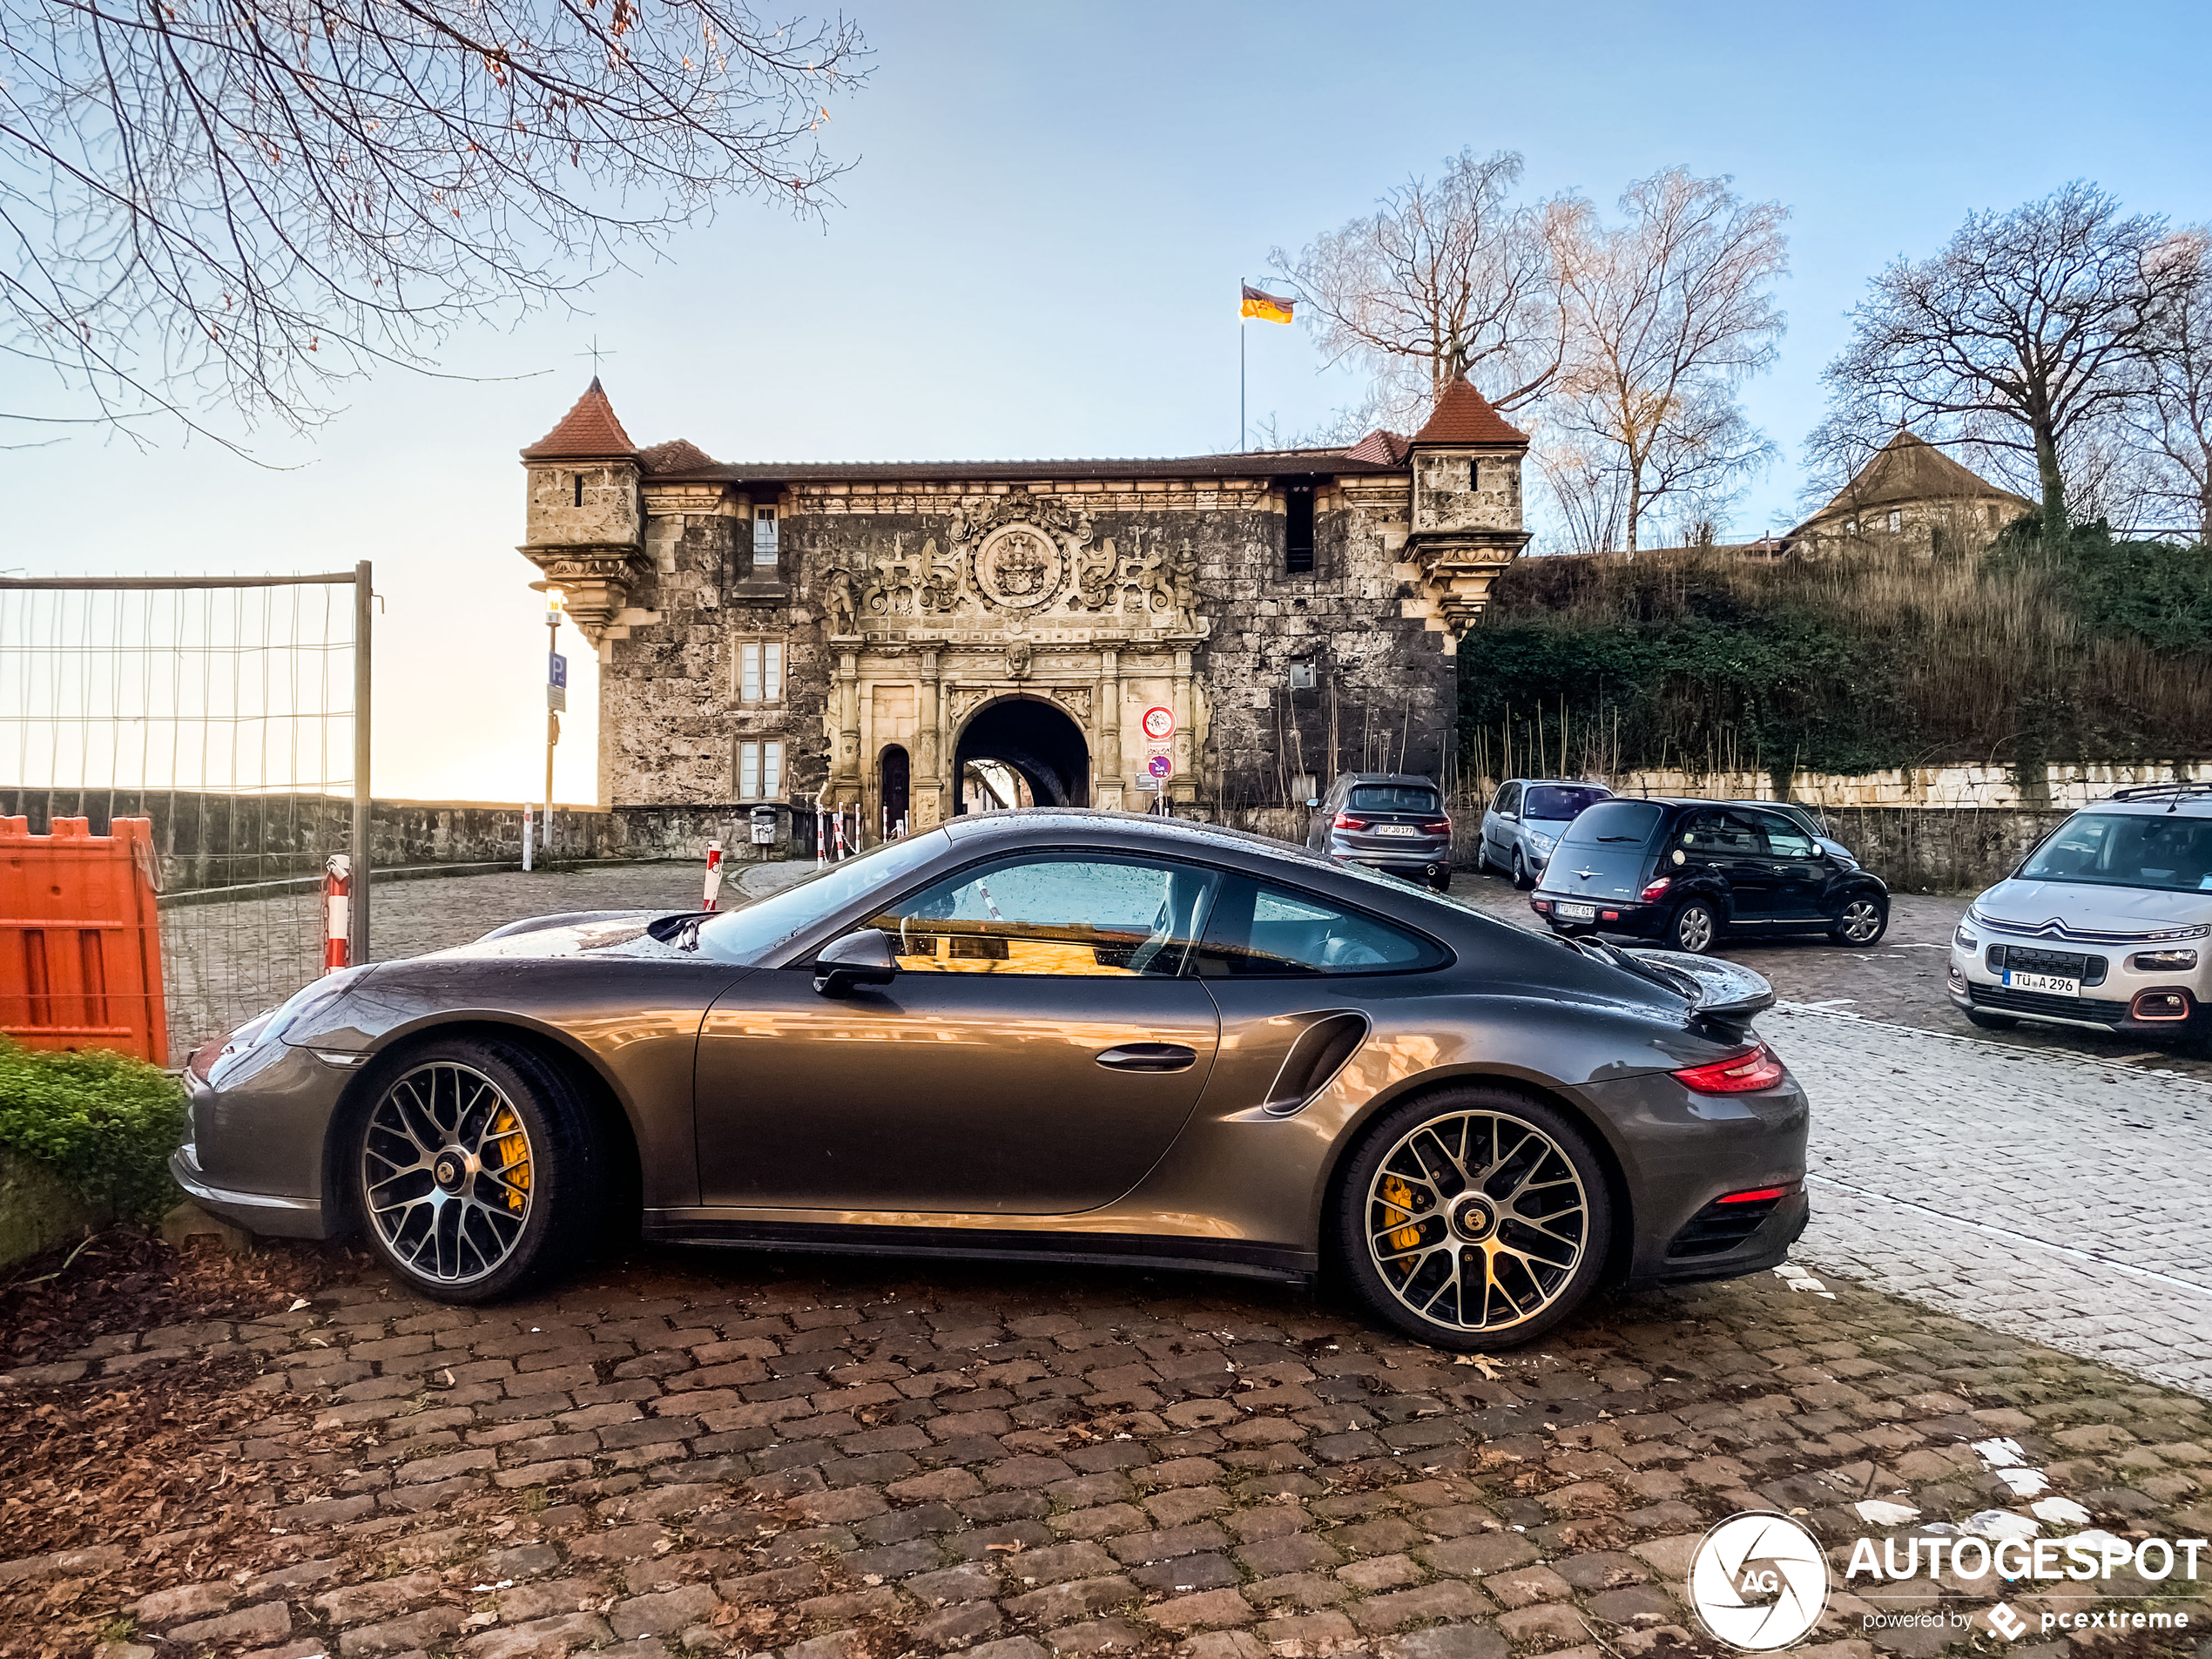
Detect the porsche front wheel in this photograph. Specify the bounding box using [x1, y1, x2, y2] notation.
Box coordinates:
[352, 1038, 596, 1303]
[1337, 1087, 1612, 1352]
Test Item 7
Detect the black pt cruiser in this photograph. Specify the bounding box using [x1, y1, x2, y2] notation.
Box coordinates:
[1530, 798, 1891, 954]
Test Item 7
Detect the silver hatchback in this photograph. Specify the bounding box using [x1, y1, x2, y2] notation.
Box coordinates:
[1479, 779, 1614, 889]
[1949, 785, 2212, 1045]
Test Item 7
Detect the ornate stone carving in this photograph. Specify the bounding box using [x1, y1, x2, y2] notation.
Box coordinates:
[1049, 685, 1092, 723]
[1004, 640, 1034, 679]
[946, 687, 989, 726]
[520, 543, 651, 643]
[860, 536, 918, 618]
[974, 526, 1065, 611]
[824, 562, 860, 637]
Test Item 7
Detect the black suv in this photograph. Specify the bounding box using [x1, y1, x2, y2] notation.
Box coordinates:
[1530, 798, 1890, 953]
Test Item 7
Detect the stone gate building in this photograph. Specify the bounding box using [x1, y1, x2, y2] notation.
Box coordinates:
[517, 377, 1527, 842]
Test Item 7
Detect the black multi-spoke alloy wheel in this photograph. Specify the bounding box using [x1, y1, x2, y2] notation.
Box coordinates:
[352, 1038, 597, 1303]
[1829, 895, 1888, 946]
[1669, 900, 1717, 954]
[1336, 1086, 1612, 1352]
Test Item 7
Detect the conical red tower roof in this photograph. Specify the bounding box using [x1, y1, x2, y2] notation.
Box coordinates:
[1412, 374, 1527, 446]
[522, 377, 637, 459]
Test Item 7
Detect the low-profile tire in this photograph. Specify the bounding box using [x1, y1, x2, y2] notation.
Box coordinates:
[1830, 894, 1888, 947]
[1669, 900, 1718, 954]
[1963, 1009, 2018, 1031]
[350, 1036, 600, 1304]
[1335, 1085, 1613, 1352]
[1511, 849, 1534, 891]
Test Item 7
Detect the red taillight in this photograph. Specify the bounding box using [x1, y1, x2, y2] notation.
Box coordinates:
[1673, 1042, 1786, 1094]
[1639, 876, 1672, 903]
[1716, 1185, 1791, 1204]
[1334, 813, 1369, 831]
[1420, 819, 1451, 835]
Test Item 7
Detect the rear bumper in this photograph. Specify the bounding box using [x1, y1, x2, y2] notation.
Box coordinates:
[1531, 894, 1669, 938]
[1332, 850, 1450, 880]
[170, 1143, 329, 1239]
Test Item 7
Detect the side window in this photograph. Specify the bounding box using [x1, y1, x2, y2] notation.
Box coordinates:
[1676, 809, 1752, 853]
[1747, 810, 1816, 860]
[1191, 877, 1443, 978]
[867, 856, 1218, 978]
[1496, 784, 1521, 818]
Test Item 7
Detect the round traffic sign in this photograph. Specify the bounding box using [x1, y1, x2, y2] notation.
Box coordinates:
[1147, 754, 1173, 779]
[1141, 705, 1175, 742]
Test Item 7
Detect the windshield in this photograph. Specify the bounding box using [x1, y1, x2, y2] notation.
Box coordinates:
[1524, 785, 1610, 821]
[1348, 784, 1439, 813]
[1560, 799, 1663, 847]
[695, 831, 951, 963]
[2018, 812, 2212, 894]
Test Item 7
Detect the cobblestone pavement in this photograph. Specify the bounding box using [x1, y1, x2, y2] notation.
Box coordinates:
[6, 1252, 2212, 1659]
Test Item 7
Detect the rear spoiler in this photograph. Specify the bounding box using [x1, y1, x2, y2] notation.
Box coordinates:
[1572, 938, 1775, 1035]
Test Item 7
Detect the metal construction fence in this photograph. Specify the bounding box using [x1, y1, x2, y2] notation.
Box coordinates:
[0, 570, 371, 1061]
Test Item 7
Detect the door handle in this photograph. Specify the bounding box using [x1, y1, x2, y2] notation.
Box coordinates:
[1096, 1042, 1197, 1073]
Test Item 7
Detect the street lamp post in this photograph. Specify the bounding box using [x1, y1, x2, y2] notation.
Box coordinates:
[543, 590, 565, 852]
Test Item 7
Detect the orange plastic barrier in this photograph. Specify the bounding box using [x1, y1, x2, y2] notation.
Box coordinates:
[0, 817, 167, 1066]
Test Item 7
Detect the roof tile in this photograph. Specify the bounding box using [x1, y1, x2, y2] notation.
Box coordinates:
[522, 378, 637, 459]
[1411, 375, 1527, 446]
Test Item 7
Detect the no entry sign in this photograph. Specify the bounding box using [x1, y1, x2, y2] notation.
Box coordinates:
[1142, 705, 1175, 743]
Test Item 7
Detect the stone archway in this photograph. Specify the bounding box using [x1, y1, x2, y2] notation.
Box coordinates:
[954, 696, 1089, 812]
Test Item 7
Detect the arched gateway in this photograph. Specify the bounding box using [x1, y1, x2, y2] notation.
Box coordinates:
[954, 697, 1089, 811]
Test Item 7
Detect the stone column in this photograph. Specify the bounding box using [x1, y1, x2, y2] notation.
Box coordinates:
[1096, 648, 1123, 812]
[1170, 649, 1195, 807]
[836, 650, 861, 800]
[915, 649, 944, 828]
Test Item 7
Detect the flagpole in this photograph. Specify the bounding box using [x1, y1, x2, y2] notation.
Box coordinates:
[1239, 277, 1246, 453]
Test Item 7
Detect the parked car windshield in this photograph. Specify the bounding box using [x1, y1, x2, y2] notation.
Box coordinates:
[1559, 799, 1664, 846]
[1348, 784, 1439, 813]
[2018, 812, 2212, 894]
[1523, 785, 1610, 820]
[697, 830, 952, 963]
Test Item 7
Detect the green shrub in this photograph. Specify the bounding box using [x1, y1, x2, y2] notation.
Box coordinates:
[0, 1039, 186, 1221]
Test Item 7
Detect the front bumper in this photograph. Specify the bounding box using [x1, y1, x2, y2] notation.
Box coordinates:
[1948, 939, 2207, 1035]
[171, 1141, 329, 1238]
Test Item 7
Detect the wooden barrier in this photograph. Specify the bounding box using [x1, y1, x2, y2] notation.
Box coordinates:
[0, 816, 167, 1065]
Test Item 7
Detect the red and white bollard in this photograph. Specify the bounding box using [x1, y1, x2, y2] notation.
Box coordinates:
[702, 840, 725, 912]
[322, 853, 352, 974]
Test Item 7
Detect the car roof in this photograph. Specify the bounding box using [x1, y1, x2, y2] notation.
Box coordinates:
[1504, 778, 1611, 788]
[1333, 772, 1437, 786]
[2085, 787, 2212, 816]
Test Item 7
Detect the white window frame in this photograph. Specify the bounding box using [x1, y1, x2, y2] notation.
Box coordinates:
[752, 506, 779, 568]
[738, 641, 785, 705]
[736, 738, 786, 801]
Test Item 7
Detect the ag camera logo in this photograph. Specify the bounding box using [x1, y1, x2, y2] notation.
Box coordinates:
[1689, 1512, 1831, 1651]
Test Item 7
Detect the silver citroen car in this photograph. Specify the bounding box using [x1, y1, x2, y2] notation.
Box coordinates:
[1949, 784, 2212, 1045]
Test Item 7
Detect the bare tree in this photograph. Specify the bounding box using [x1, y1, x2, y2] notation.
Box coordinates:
[2, 0, 867, 443]
[1545, 168, 1788, 556]
[1814, 182, 2187, 536]
[2138, 228, 2212, 542]
[1269, 148, 1576, 429]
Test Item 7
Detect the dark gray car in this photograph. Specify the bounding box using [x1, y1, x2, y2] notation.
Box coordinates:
[1305, 772, 1453, 890]
[174, 811, 1809, 1352]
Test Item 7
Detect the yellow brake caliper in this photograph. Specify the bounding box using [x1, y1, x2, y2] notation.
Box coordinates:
[491, 1108, 530, 1211]
[1380, 1176, 1420, 1271]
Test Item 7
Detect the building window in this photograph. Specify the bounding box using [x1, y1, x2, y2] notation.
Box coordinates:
[1887, 509, 1902, 532]
[738, 738, 784, 800]
[1285, 486, 1315, 574]
[572, 473, 584, 507]
[738, 641, 784, 704]
[752, 507, 779, 569]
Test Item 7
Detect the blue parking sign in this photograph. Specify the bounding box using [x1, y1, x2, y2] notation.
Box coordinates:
[550, 651, 568, 688]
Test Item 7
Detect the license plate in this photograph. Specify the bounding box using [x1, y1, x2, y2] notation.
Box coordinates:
[1375, 824, 1419, 837]
[1555, 901, 1596, 921]
[2003, 969, 2079, 996]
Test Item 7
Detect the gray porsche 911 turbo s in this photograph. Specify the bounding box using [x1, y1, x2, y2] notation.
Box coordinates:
[174, 811, 1809, 1351]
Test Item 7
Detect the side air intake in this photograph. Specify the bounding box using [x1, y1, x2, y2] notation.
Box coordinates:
[1262, 1011, 1370, 1116]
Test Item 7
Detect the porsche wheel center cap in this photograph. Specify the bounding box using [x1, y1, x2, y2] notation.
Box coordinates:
[433, 1153, 466, 1192]
[1449, 1195, 1500, 1242]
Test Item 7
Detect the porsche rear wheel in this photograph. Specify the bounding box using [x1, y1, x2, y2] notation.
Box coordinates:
[353, 1038, 596, 1303]
[1337, 1086, 1612, 1352]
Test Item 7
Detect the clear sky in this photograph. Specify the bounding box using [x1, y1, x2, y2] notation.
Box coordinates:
[6, 0, 2209, 803]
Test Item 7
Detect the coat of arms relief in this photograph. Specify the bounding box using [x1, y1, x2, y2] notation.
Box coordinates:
[835, 489, 1204, 633]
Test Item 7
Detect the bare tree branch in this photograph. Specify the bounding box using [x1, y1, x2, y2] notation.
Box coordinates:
[1, 0, 868, 442]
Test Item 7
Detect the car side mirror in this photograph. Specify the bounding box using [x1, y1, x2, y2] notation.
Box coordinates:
[1305, 798, 1320, 809]
[813, 927, 898, 997]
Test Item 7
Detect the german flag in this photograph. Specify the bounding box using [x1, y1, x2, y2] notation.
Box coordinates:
[1240, 284, 1295, 324]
